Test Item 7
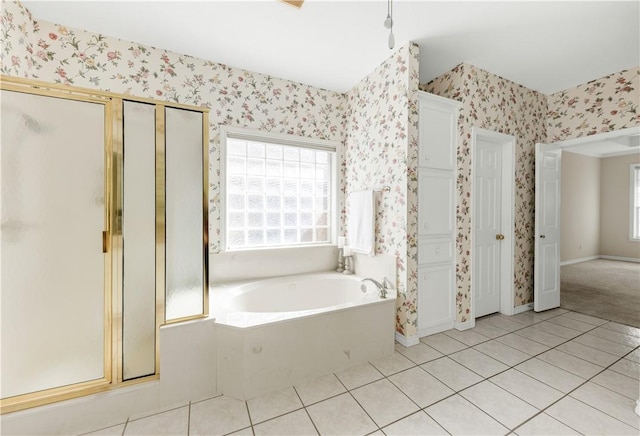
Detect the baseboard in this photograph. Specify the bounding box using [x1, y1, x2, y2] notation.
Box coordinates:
[455, 319, 475, 331]
[395, 332, 420, 347]
[560, 255, 600, 266]
[600, 255, 640, 263]
[417, 321, 455, 338]
[514, 303, 534, 314]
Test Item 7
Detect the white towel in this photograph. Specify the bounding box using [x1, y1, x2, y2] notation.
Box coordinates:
[348, 190, 375, 256]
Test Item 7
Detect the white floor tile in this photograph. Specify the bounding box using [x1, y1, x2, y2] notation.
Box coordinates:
[394, 342, 443, 364]
[555, 340, 620, 367]
[471, 322, 511, 339]
[495, 333, 550, 356]
[546, 396, 638, 435]
[351, 379, 418, 427]
[562, 311, 608, 326]
[536, 349, 603, 379]
[425, 395, 508, 435]
[190, 396, 251, 436]
[627, 348, 640, 363]
[477, 315, 524, 332]
[253, 409, 318, 436]
[421, 357, 483, 392]
[532, 321, 582, 339]
[507, 312, 540, 326]
[381, 411, 448, 436]
[226, 428, 254, 436]
[473, 340, 530, 366]
[247, 387, 303, 424]
[442, 329, 489, 346]
[306, 393, 377, 436]
[490, 369, 564, 410]
[515, 358, 585, 393]
[589, 326, 640, 347]
[335, 362, 383, 390]
[570, 382, 640, 429]
[388, 366, 454, 408]
[513, 413, 580, 435]
[610, 357, 640, 380]
[591, 369, 640, 400]
[369, 351, 415, 376]
[601, 321, 640, 338]
[545, 315, 596, 333]
[573, 333, 635, 356]
[514, 326, 566, 347]
[124, 406, 189, 436]
[449, 348, 509, 378]
[295, 373, 346, 406]
[460, 381, 538, 429]
[83, 424, 126, 435]
[420, 333, 468, 355]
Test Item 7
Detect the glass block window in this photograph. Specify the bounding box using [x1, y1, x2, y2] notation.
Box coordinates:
[223, 133, 335, 250]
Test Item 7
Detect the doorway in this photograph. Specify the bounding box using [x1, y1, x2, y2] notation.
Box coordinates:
[472, 128, 515, 319]
[534, 126, 640, 314]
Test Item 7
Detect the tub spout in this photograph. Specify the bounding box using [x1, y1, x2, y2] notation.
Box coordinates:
[361, 277, 389, 299]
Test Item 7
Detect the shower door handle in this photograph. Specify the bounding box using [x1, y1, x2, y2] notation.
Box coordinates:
[102, 231, 109, 253]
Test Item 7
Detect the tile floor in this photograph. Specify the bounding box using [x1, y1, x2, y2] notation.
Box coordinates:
[84, 309, 640, 435]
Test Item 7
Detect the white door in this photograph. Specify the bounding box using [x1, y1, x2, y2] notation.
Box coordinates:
[474, 139, 502, 317]
[534, 144, 561, 312]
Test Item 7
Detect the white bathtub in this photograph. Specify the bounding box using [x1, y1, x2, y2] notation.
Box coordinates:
[212, 272, 396, 400]
[213, 272, 390, 327]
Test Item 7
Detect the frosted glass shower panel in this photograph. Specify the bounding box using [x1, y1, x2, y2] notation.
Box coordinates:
[122, 101, 156, 379]
[1, 90, 106, 398]
[165, 107, 205, 320]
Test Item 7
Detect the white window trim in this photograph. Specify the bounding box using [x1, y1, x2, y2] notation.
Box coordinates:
[220, 125, 340, 252]
[630, 163, 640, 241]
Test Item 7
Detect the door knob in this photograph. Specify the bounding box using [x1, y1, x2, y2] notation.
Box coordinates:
[495, 234, 504, 240]
[540, 234, 546, 239]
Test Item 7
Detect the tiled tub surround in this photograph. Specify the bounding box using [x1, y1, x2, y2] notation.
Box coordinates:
[212, 272, 397, 400]
[77, 309, 639, 435]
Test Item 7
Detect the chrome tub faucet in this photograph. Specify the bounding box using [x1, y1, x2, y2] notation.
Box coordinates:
[360, 277, 390, 299]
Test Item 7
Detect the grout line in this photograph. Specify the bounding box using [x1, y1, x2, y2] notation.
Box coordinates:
[186, 401, 191, 436]
[121, 418, 129, 436]
[292, 385, 321, 436]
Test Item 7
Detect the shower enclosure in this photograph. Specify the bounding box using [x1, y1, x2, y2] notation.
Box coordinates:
[0, 77, 209, 413]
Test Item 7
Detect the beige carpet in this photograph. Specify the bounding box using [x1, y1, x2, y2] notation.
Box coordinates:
[561, 259, 640, 328]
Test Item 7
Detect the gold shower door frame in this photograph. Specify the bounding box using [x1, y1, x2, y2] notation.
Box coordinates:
[0, 76, 210, 414]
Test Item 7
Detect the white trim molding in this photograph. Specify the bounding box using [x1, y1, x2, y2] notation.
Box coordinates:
[514, 303, 534, 314]
[560, 255, 600, 266]
[600, 255, 640, 263]
[418, 321, 455, 339]
[455, 319, 476, 331]
[395, 332, 420, 347]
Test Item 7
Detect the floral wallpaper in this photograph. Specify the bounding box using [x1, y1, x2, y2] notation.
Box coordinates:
[0, 0, 347, 256]
[343, 43, 420, 337]
[547, 67, 640, 142]
[423, 63, 639, 323]
[422, 63, 548, 322]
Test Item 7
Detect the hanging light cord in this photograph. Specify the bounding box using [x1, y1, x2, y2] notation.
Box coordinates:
[385, 0, 395, 49]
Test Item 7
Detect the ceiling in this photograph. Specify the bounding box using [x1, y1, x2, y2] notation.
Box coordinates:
[21, 1, 640, 94]
[564, 134, 640, 158]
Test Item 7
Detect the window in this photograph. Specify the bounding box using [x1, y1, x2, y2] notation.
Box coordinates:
[221, 127, 337, 251]
[631, 164, 640, 240]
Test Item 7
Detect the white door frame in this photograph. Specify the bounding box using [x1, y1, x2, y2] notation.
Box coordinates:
[471, 127, 516, 317]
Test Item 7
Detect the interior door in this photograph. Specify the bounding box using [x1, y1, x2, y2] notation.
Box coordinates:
[534, 144, 561, 311]
[474, 139, 502, 317]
